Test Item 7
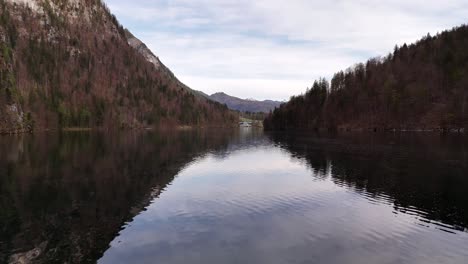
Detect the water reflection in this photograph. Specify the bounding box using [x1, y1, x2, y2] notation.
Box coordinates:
[268, 132, 468, 232]
[0, 130, 239, 263]
[1, 130, 468, 264]
[99, 131, 468, 264]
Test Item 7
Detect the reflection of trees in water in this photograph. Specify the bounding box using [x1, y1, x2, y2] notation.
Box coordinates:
[210, 128, 271, 160]
[0, 130, 237, 264]
[268, 132, 468, 232]
[2, 130, 467, 263]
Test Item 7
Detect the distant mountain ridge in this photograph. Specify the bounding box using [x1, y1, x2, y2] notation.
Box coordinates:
[209, 92, 282, 113]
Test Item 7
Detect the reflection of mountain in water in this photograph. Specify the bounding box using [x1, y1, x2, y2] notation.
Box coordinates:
[0, 130, 239, 264]
[2, 130, 468, 263]
[268, 132, 468, 233]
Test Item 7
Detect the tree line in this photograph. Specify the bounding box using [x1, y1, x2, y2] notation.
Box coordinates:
[265, 25, 468, 131]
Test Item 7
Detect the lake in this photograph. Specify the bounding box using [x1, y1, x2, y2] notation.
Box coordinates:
[1, 129, 468, 264]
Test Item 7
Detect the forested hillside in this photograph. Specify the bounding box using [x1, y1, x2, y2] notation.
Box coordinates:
[0, 0, 237, 133]
[265, 25, 468, 131]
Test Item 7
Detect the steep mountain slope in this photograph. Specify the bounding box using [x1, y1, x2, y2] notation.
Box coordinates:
[0, 0, 237, 133]
[125, 29, 211, 100]
[265, 25, 468, 131]
[210, 92, 282, 113]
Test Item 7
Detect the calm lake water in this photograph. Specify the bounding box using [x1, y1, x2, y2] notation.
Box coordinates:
[1, 129, 468, 264]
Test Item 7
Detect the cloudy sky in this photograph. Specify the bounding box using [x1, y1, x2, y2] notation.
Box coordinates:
[106, 0, 468, 101]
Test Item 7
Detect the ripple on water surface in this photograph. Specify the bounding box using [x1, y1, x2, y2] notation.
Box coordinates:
[99, 144, 468, 264]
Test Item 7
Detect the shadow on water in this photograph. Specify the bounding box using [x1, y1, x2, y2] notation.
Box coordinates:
[0, 129, 242, 264]
[267, 131, 468, 233]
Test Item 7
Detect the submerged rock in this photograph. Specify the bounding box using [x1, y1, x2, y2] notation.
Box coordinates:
[9, 242, 47, 264]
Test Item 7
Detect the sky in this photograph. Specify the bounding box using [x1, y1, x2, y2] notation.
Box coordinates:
[106, 0, 468, 101]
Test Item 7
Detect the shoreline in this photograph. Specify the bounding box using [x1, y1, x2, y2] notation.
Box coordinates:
[3, 124, 466, 135]
[0, 125, 239, 135]
[264, 127, 466, 134]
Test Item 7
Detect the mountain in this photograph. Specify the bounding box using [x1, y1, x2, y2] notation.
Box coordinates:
[265, 25, 468, 132]
[125, 29, 212, 101]
[0, 0, 237, 133]
[209, 92, 282, 113]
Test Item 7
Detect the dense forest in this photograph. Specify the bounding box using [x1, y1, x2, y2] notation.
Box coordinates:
[0, 0, 237, 133]
[265, 25, 468, 131]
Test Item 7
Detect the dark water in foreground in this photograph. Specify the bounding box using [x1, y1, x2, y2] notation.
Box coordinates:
[1, 129, 468, 264]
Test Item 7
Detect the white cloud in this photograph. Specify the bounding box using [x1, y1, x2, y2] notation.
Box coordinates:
[105, 0, 468, 100]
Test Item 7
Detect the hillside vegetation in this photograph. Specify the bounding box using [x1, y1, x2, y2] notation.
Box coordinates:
[265, 25, 468, 132]
[0, 0, 237, 133]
